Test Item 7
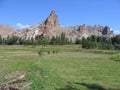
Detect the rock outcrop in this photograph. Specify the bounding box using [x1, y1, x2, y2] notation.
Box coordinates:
[44, 10, 59, 31]
[64, 25, 114, 41]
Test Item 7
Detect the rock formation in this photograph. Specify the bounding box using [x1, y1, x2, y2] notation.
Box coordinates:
[64, 25, 114, 41]
[44, 10, 59, 31]
[12, 10, 61, 39]
[0, 10, 115, 40]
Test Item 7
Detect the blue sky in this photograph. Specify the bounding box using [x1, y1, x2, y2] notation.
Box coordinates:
[0, 0, 120, 34]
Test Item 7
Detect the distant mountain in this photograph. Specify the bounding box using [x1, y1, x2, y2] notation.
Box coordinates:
[0, 10, 114, 40]
[0, 24, 17, 37]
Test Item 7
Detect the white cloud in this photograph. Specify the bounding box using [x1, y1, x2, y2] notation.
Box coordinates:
[110, 28, 113, 31]
[16, 22, 30, 29]
[114, 30, 120, 34]
[110, 28, 120, 34]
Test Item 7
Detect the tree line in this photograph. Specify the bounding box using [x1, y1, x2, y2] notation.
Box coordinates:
[0, 33, 120, 50]
[78, 35, 120, 50]
[0, 32, 71, 46]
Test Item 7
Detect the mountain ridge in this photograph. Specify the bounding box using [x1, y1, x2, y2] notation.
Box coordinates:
[0, 10, 114, 40]
[0, 24, 17, 37]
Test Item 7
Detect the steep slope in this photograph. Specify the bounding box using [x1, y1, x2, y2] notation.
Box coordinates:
[0, 24, 17, 37]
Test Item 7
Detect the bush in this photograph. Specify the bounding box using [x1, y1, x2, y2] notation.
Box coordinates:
[52, 50, 58, 54]
[114, 44, 120, 50]
[38, 49, 58, 56]
[111, 55, 120, 61]
[99, 43, 114, 50]
[38, 50, 44, 56]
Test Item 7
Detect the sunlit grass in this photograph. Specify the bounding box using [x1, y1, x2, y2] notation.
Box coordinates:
[0, 45, 120, 90]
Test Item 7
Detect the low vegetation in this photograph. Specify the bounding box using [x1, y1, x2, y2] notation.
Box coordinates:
[0, 45, 120, 90]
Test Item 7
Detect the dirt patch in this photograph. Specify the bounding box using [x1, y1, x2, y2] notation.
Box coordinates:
[0, 84, 20, 90]
[4, 71, 25, 79]
[0, 71, 31, 90]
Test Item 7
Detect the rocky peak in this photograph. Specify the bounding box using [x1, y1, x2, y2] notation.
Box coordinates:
[39, 10, 60, 37]
[49, 10, 57, 17]
[12, 10, 60, 39]
[102, 26, 111, 35]
[45, 10, 59, 29]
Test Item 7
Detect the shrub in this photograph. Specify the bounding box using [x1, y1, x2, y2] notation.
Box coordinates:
[38, 50, 44, 56]
[111, 55, 120, 61]
[114, 44, 120, 50]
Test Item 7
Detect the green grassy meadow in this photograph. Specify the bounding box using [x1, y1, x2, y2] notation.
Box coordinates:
[0, 45, 120, 90]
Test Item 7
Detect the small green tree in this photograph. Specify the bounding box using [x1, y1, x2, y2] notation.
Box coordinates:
[82, 37, 87, 48]
[0, 35, 2, 45]
[75, 38, 82, 44]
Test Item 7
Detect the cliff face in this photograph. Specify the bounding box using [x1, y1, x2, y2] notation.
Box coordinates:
[1, 10, 114, 40]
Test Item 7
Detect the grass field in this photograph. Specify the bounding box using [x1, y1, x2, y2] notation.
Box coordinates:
[0, 45, 120, 90]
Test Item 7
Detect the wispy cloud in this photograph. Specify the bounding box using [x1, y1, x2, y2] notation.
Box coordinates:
[16, 22, 30, 29]
[114, 30, 120, 34]
[110, 28, 120, 34]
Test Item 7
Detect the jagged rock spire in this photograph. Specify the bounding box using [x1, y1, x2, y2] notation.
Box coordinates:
[50, 10, 56, 16]
[45, 10, 59, 29]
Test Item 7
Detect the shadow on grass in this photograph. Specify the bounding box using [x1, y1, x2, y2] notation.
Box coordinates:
[56, 82, 119, 90]
[75, 82, 107, 90]
[56, 85, 79, 90]
[114, 60, 120, 62]
[111, 59, 120, 62]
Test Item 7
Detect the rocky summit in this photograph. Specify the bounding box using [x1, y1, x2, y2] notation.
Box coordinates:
[0, 10, 114, 40]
